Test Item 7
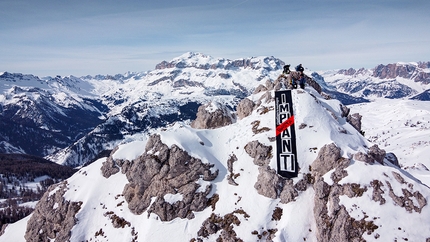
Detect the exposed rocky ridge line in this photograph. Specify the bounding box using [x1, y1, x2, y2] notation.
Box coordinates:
[336, 62, 430, 84]
[101, 134, 219, 221]
[191, 101, 236, 129]
[24, 181, 82, 242]
[373, 62, 430, 84]
[309, 143, 428, 241]
[155, 52, 285, 72]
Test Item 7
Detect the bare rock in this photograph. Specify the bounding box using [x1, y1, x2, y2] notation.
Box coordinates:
[100, 147, 121, 178]
[25, 182, 82, 242]
[353, 145, 386, 165]
[196, 209, 249, 241]
[244, 140, 273, 166]
[305, 76, 322, 94]
[236, 98, 255, 119]
[227, 154, 239, 186]
[254, 166, 284, 199]
[368, 145, 386, 165]
[279, 179, 298, 204]
[257, 90, 274, 105]
[346, 113, 362, 132]
[353, 151, 374, 164]
[310, 143, 342, 177]
[386, 177, 427, 213]
[253, 84, 267, 94]
[370, 180, 386, 205]
[313, 177, 379, 242]
[340, 104, 350, 118]
[191, 102, 235, 129]
[265, 79, 275, 91]
[123, 134, 218, 221]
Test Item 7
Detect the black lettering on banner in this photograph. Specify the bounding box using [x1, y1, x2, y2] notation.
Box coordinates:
[280, 154, 295, 171]
[282, 139, 291, 153]
[275, 90, 298, 178]
[279, 103, 290, 113]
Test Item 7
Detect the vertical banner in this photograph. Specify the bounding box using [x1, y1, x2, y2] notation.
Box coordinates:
[275, 90, 298, 178]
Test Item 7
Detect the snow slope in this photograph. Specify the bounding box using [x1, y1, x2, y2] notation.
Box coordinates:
[349, 98, 430, 186]
[2, 86, 430, 241]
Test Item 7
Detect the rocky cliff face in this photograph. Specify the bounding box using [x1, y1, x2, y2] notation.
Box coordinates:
[102, 134, 219, 221]
[191, 102, 236, 129]
[319, 61, 430, 100]
[373, 62, 430, 84]
[155, 52, 285, 72]
[24, 182, 82, 242]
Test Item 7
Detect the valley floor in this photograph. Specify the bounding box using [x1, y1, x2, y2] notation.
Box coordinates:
[349, 98, 430, 186]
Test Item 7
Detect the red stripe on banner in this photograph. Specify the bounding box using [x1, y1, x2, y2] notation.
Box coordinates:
[276, 115, 295, 136]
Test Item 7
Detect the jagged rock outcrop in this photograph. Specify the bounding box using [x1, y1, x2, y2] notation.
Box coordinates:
[305, 75, 322, 94]
[310, 143, 344, 177]
[273, 72, 322, 93]
[279, 179, 299, 204]
[191, 102, 235, 129]
[117, 134, 219, 221]
[340, 104, 350, 118]
[196, 209, 250, 241]
[309, 141, 427, 241]
[373, 63, 430, 84]
[254, 166, 284, 199]
[244, 140, 313, 203]
[24, 182, 82, 242]
[337, 67, 368, 76]
[313, 177, 378, 242]
[155, 52, 285, 72]
[236, 98, 255, 119]
[227, 154, 239, 186]
[244, 140, 272, 166]
[346, 113, 362, 132]
[100, 146, 121, 178]
[310, 144, 379, 242]
[354, 144, 386, 165]
[368, 144, 386, 164]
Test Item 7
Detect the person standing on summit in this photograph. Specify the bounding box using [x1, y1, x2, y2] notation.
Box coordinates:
[283, 64, 291, 75]
[287, 70, 301, 89]
[295, 64, 304, 73]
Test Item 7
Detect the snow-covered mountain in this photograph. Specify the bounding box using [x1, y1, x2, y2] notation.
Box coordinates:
[3, 53, 429, 169]
[319, 61, 430, 100]
[1, 52, 430, 241]
[2, 79, 430, 241]
[2, 52, 287, 167]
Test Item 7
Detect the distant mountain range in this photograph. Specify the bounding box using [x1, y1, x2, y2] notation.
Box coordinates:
[1, 53, 429, 168]
[1, 53, 430, 242]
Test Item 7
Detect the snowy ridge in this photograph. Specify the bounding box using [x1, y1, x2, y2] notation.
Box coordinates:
[320, 62, 430, 99]
[1, 54, 430, 167]
[2, 86, 430, 241]
[43, 53, 285, 166]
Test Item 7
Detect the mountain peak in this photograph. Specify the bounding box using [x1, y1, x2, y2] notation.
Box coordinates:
[155, 52, 284, 71]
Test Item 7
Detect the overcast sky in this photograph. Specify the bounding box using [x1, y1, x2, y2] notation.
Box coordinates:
[1, 0, 429, 77]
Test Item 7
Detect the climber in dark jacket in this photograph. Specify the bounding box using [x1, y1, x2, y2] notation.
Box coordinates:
[283, 65, 291, 75]
[295, 64, 304, 73]
[298, 72, 306, 89]
[287, 71, 301, 89]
